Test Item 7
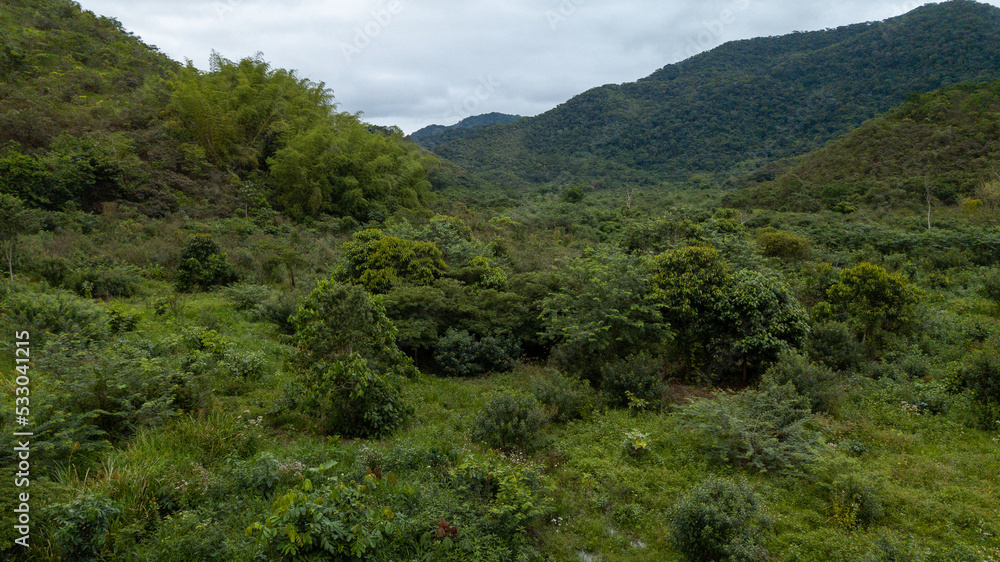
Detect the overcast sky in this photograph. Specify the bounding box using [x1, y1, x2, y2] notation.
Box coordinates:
[76, 0, 1000, 134]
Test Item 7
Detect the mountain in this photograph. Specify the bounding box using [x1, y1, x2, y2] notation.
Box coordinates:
[410, 113, 522, 149]
[731, 78, 1000, 211]
[424, 0, 1000, 191]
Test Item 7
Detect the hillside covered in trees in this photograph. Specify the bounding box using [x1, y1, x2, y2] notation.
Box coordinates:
[1, 1, 1000, 561]
[425, 0, 1000, 191]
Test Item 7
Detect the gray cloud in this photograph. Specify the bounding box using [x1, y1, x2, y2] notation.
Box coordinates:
[78, 0, 1000, 133]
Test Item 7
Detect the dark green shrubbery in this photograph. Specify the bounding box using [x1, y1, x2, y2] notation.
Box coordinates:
[45, 491, 120, 561]
[829, 475, 885, 530]
[529, 369, 598, 422]
[434, 328, 521, 377]
[471, 393, 546, 452]
[959, 344, 1000, 430]
[758, 229, 809, 259]
[600, 352, 666, 409]
[762, 351, 843, 414]
[806, 320, 865, 372]
[669, 477, 771, 562]
[983, 267, 1000, 305]
[176, 234, 238, 292]
[302, 353, 412, 438]
[66, 262, 142, 298]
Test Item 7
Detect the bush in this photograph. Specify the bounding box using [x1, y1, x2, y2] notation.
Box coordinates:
[448, 453, 552, 540]
[135, 509, 232, 562]
[758, 230, 809, 259]
[66, 262, 142, 298]
[471, 393, 546, 452]
[983, 267, 1000, 305]
[45, 491, 120, 561]
[678, 380, 819, 472]
[762, 352, 842, 414]
[223, 282, 274, 311]
[175, 234, 238, 292]
[960, 346, 1000, 430]
[669, 477, 771, 562]
[528, 369, 598, 422]
[829, 475, 885, 530]
[806, 320, 865, 372]
[302, 353, 412, 438]
[601, 353, 666, 409]
[2, 290, 109, 345]
[434, 328, 521, 377]
[248, 476, 402, 560]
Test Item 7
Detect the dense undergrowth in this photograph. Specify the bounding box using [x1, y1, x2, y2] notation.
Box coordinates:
[1, 185, 999, 561]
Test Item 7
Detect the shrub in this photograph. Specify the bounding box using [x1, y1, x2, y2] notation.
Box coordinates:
[758, 229, 809, 259]
[960, 346, 1000, 430]
[66, 262, 142, 298]
[448, 453, 552, 541]
[434, 328, 521, 377]
[623, 429, 650, 459]
[528, 369, 598, 422]
[302, 353, 411, 439]
[983, 267, 1000, 305]
[46, 491, 120, 561]
[223, 282, 274, 311]
[134, 509, 231, 562]
[678, 380, 820, 472]
[601, 353, 666, 409]
[3, 290, 109, 345]
[806, 320, 865, 372]
[175, 234, 238, 292]
[829, 475, 885, 530]
[669, 477, 771, 562]
[248, 476, 402, 560]
[762, 351, 842, 414]
[471, 393, 546, 452]
[106, 304, 141, 334]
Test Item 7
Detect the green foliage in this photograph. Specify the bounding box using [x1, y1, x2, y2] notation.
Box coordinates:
[289, 279, 415, 377]
[528, 368, 598, 422]
[600, 352, 666, 409]
[762, 352, 842, 414]
[66, 261, 142, 298]
[335, 228, 445, 294]
[45, 491, 121, 561]
[268, 115, 431, 221]
[135, 509, 232, 562]
[983, 267, 1000, 304]
[176, 234, 238, 292]
[301, 352, 411, 438]
[959, 344, 1000, 430]
[757, 229, 809, 259]
[222, 282, 274, 311]
[622, 429, 651, 459]
[806, 320, 866, 372]
[826, 262, 920, 345]
[249, 476, 403, 560]
[829, 475, 885, 530]
[471, 392, 547, 452]
[679, 380, 820, 472]
[669, 477, 771, 562]
[433, 328, 521, 377]
[542, 247, 667, 379]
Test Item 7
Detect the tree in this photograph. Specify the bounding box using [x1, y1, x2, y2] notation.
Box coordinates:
[716, 270, 811, 381]
[0, 193, 27, 281]
[175, 234, 238, 292]
[541, 247, 668, 380]
[649, 246, 730, 376]
[335, 229, 445, 294]
[825, 262, 919, 345]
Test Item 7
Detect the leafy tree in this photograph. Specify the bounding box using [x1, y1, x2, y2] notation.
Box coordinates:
[268, 116, 431, 220]
[541, 248, 668, 380]
[825, 262, 920, 345]
[716, 270, 811, 381]
[175, 234, 238, 292]
[335, 228, 446, 294]
[650, 246, 730, 376]
[290, 280, 415, 378]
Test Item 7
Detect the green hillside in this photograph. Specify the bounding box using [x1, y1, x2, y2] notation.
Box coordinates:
[733, 79, 1000, 213]
[410, 112, 522, 149]
[428, 0, 1000, 191]
[0, 0, 440, 220]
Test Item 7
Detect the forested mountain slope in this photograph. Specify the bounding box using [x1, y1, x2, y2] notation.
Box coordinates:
[733, 79, 1000, 212]
[427, 0, 1000, 191]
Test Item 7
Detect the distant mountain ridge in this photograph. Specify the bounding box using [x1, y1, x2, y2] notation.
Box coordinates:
[410, 113, 522, 149]
[424, 0, 1000, 191]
